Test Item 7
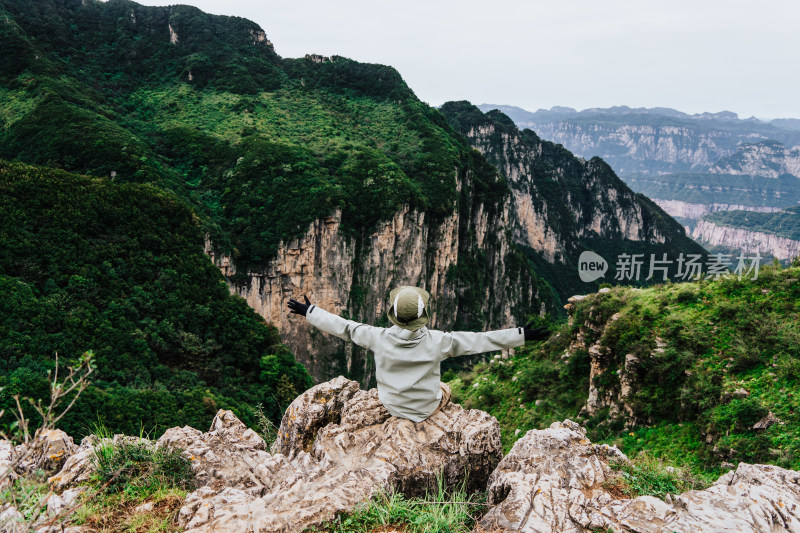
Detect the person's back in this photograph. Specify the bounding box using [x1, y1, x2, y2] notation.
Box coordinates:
[288, 286, 549, 422]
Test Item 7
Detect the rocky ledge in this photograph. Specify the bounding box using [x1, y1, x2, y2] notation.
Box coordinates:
[2, 377, 799, 532]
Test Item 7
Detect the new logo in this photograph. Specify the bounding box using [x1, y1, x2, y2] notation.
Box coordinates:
[578, 251, 608, 282]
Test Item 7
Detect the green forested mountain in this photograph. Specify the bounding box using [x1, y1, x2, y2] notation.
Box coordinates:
[0, 0, 555, 426]
[0, 0, 501, 274]
[0, 0, 716, 433]
[0, 160, 311, 438]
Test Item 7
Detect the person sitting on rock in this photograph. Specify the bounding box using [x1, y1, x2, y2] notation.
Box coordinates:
[287, 286, 550, 423]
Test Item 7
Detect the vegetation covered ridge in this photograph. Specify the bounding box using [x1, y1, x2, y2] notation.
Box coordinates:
[448, 261, 800, 478]
[702, 206, 800, 241]
[0, 0, 511, 275]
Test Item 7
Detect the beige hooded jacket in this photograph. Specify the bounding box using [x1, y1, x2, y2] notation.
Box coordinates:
[306, 305, 525, 422]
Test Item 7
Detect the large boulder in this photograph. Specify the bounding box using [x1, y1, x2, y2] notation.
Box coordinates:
[175, 377, 502, 532]
[477, 420, 800, 532]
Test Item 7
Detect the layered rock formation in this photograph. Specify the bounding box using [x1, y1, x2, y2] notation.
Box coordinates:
[692, 219, 800, 261]
[651, 199, 783, 221]
[710, 140, 800, 179]
[477, 104, 800, 177]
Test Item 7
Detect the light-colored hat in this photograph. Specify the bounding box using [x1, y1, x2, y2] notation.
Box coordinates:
[387, 286, 430, 331]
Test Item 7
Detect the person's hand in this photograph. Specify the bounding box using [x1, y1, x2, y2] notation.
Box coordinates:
[287, 295, 311, 317]
[523, 320, 549, 342]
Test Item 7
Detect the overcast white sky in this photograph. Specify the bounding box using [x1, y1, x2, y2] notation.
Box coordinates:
[136, 0, 800, 119]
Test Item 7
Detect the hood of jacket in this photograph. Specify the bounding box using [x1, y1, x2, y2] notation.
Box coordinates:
[386, 325, 428, 348]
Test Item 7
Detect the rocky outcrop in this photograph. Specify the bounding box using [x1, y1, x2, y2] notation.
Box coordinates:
[0, 440, 15, 490]
[478, 420, 800, 532]
[173, 378, 502, 532]
[0, 429, 78, 493]
[37, 378, 501, 532]
[16, 429, 77, 476]
[6, 381, 800, 532]
[692, 219, 800, 260]
[157, 410, 271, 493]
[652, 199, 783, 221]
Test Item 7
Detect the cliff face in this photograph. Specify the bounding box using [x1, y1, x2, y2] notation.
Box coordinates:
[692, 220, 800, 261]
[208, 172, 556, 384]
[441, 102, 707, 297]
[524, 122, 729, 173]
[710, 140, 800, 179]
[652, 199, 783, 221]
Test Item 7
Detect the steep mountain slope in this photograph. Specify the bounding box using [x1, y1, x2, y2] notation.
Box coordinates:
[0, 160, 311, 438]
[448, 263, 800, 472]
[441, 102, 708, 298]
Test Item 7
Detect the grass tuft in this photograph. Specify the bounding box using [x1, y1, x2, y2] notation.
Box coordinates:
[602, 452, 709, 499]
[309, 474, 486, 533]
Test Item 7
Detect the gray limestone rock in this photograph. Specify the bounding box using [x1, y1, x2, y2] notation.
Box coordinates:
[477, 420, 800, 533]
[177, 377, 502, 532]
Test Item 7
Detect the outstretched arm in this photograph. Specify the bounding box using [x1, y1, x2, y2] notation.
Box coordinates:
[287, 296, 378, 350]
[440, 321, 550, 358]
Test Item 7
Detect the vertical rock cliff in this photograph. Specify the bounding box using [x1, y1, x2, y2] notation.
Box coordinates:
[207, 169, 558, 385]
[441, 102, 708, 298]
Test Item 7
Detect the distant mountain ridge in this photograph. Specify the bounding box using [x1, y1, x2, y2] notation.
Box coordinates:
[478, 104, 800, 177]
[481, 104, 748, 123]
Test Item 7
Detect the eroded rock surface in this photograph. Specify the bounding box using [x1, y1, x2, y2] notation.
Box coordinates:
[478, 420, 800, 533]
[157, 409, 270, 493]
[176, 377, 502, 532]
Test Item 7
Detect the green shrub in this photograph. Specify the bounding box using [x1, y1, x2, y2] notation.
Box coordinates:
[91, 439, 195, 498]
[710, 397, 769, 434]
[674, 287, 697, 304]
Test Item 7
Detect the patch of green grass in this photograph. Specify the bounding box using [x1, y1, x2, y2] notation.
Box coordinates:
[0, 470, 50, 525]
[603, 452, 709, 499]
[91, 438, 195, 498]
[56, 434, 196, 531]
[308, 475, 486, 533]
